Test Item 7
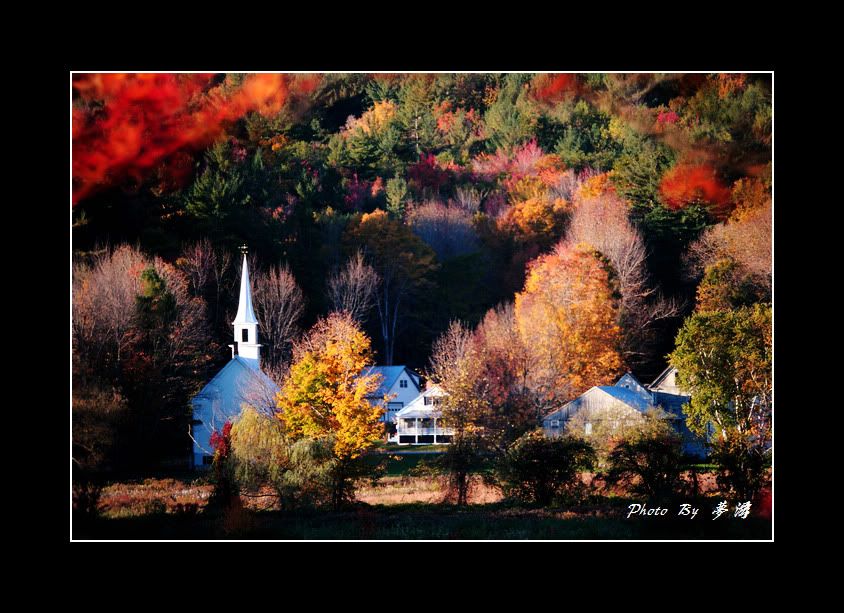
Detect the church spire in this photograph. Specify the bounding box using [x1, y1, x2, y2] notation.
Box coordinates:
[230, 246, 261, 366]
[233, 252, 258, 325]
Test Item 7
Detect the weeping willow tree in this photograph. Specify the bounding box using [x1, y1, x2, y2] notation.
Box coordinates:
[229, 406, 337, 510]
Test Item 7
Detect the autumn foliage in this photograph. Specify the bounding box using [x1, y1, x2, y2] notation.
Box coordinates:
[210, 422, 233, 460]
[72, 73, 319, 204]
[499, 196, 570, 247]
[276, 312, 384, 461]
[531, 74, 579, 103]
[514, 242, 624, 402]
[659, 163, 733, 220]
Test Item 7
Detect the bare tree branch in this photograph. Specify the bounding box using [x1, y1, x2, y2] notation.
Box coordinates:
[327, 250, 380, 324]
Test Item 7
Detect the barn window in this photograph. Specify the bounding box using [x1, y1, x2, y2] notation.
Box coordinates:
[242, 329, 249, 343]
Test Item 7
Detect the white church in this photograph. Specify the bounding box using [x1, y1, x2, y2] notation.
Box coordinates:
[190, 254, 279, 468]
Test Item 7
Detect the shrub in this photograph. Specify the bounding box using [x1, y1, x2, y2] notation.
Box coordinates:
[496, 430, 596, 506]
[710, 429, 770, 503]
[604, 412, 686, 500]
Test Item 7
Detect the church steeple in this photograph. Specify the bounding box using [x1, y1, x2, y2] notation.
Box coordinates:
[230, 246, 261, 366]
[233, 252, 258, 325]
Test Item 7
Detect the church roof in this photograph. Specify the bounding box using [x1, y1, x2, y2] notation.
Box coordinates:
[193, 356, 278, 403]
[233, 255, 258, 325]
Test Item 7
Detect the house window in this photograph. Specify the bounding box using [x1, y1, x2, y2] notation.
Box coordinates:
[400, 379, 408, 388]
[424, 396, 432, 405]
[242, 329, 249, 343]
[550, 419, 561, 428]
[585, 422, 593, 436]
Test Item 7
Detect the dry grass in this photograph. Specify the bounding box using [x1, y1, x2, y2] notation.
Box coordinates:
[98, 478, 213, 518]
[95, 471, 738, 518]
[356, 476, 503, 506]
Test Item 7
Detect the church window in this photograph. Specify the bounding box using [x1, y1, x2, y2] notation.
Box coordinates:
[242, 329, 249, 342]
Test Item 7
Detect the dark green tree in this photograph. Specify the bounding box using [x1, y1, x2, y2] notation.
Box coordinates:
[483, 74, 537, 152]
[553, 100, 623, 171]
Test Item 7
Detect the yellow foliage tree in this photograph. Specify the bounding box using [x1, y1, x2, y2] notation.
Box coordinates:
[514, 242, 624, 406]
[276, 312, 384, 506]
[500, 196, 570, 248]
[575, 171, 615, 201]
[345, 100, 397, 136]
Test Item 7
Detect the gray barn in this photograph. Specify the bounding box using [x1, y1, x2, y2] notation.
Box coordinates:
[542, 368, 708, 458]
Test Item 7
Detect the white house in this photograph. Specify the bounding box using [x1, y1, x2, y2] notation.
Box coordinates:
[391, 384, 455, 445]
[362, 365, 422, 426]
[190, 254, 279, 468]
[542, 368, 708, 458]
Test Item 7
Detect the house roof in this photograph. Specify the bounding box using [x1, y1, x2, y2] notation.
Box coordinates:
[395, 384, 444, 418]
[396, 406, 441, 419]
[362, 365, 419, 397]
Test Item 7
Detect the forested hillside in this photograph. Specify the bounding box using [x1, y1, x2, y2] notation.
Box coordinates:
[72, 73, 772, 471]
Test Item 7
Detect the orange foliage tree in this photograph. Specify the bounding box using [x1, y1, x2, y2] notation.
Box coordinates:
[659, 163, 732, 220]
[514, 242, 624, 407]
[72, 73, 320, 204]
[729, 176, 770, 223]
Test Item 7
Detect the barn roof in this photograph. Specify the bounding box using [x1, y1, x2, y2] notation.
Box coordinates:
[649, 366, 676, 390]
[597, 386, 654, 412]
[652, 390, 690, 415]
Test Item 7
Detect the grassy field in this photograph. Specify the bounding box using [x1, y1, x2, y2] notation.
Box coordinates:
[77, 471, 771, 540]
[75, 501, 771, 540]
[379, 443, 449, 453]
